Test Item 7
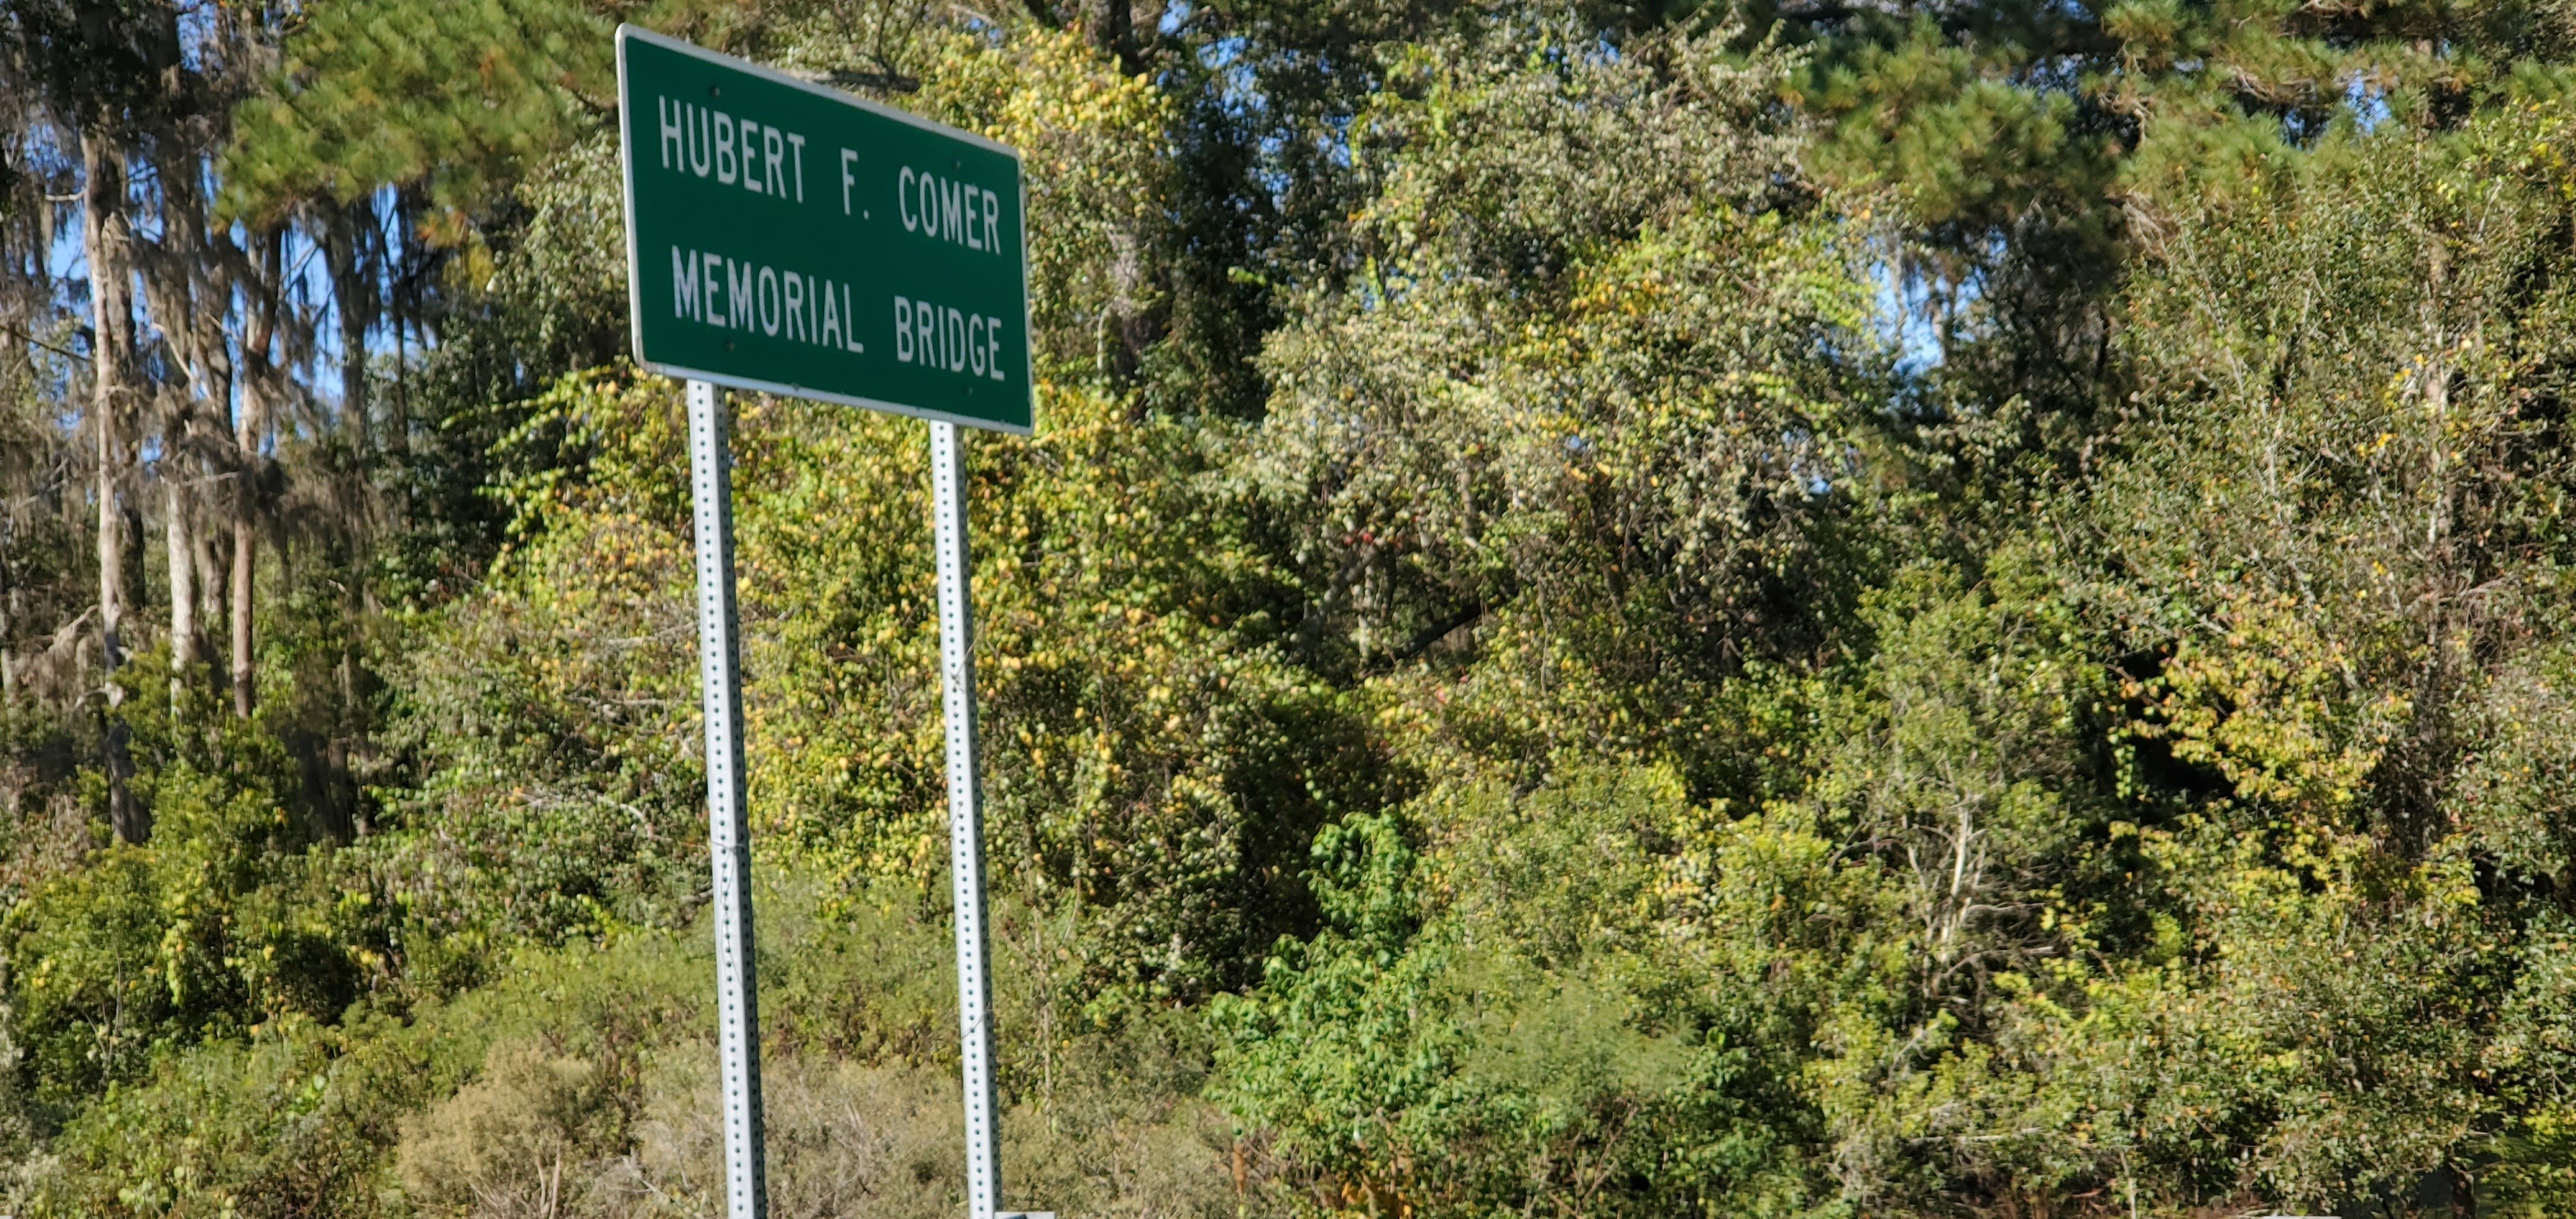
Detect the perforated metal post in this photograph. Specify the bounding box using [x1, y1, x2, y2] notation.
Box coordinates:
[931, 420, 1002, 1219]
[687, 379, 769, 1219]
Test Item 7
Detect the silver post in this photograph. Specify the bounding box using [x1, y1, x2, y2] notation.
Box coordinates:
[931, 419, 1002, 1219]
[687, 379, 769, 1219]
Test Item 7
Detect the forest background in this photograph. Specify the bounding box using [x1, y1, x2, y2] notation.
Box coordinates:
[3, 0, 2576, 1210]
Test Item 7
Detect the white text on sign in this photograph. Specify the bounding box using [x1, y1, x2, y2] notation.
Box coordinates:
[895, 296, 1008, 381]
[659, 98, 809, 201]
[898, 166, 1004, 254]
[670, 246, 864, 354]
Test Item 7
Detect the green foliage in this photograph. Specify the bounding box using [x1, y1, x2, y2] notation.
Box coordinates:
[6, 870, 1265, 1216]
[1943, 102, 2576, 1209]
[1218, 769, 1843, 1216]
[740, 386, 1377, 1004]
[429, 355, 1379, 1008]
[3, 747, 376, 1124]
[220, 0, 611, 220]
[373, 367, 707, 983]
[31, 0, 2576, 1209]
[1250, 24, 1889, 793]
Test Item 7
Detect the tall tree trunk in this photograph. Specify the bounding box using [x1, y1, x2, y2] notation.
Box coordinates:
[328, 202, 374, 453]
[1087, 0, 1140, 73]
[392, 315, 408, 456]
[390, 188, 417, 457]
[232, 228, 280, 721]
[1, 562, 13, 708]
[195, 516, 223, 650]
[84, 127, 144, 845]
[228, 475, 255, 716]
[146, 137, 220, 719]
[167, 472, 193, 705]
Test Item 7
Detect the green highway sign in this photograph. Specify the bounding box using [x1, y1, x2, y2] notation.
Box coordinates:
[617, 26, 1032, 433]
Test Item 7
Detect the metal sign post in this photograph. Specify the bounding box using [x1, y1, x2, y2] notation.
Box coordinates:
[617, 24, 1034, 1219]
[687, 376, 769, 1219]
[931, 419, 1000, 1217]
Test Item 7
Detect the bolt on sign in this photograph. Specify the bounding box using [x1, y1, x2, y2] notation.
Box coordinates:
[619, 24, 1033, 433]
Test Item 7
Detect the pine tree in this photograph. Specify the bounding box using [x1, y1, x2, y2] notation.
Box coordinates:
[220, 0, 611, 225]
[1781, 0, 2576, 427]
